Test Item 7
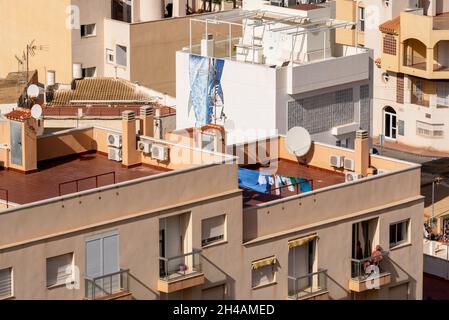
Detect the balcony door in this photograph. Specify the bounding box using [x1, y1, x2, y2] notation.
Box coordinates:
[383, 106, 397, 140]
[288, 241, 313, 295]
[85, 231, 120, 298]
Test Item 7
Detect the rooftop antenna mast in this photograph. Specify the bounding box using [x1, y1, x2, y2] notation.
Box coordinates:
[23, 39, 48, 106]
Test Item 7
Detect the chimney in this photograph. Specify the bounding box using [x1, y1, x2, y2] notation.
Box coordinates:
[355, 130, 369, 177]
[140, 105, 154, 137]
[121, 111, 140, 168]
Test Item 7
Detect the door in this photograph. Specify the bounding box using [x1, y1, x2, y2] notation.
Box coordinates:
[86, 232, 119, 298]
[10, 121, 23, 166]
[288, 242, 312, 296]
[383, 107, 397, 140]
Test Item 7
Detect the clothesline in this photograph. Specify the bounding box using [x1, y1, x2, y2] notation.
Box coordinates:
[238, 167, 313, 195]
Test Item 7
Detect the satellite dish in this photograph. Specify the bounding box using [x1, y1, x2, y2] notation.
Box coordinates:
[285, 127, 312, 157]
[27, 84, 40, 98]
[31, 104, 42, 119]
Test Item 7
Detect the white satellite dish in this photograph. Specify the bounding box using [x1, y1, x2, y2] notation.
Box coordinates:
[285, 127, 312, 157]
[27, 84, 40, 98]
[31, 104, 42, 119]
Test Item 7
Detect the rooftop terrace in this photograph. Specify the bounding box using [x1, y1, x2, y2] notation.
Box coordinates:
[0, 152, 167, 206]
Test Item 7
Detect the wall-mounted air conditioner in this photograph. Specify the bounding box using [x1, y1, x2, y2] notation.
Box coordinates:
[108, 147, 122, 162]
[345, 172, 362, 183]
[330, 155, 344, 168]
[138, 141, 152, 154]
[344, 158, 355, 171]
[107, 133, 122, 148]
[151, 144, 169, 161]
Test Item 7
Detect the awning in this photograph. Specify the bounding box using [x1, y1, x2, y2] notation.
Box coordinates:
[288, 234, 318, 249]
[251, 256, 277, 270]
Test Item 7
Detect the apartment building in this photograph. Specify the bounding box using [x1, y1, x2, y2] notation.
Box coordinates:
[176, 1, 372, 149]
[376, 1, 449, 152]
[0, 102, 423, 299]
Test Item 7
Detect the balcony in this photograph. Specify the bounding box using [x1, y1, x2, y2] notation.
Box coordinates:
[157, 250, 205, 293]
[286, 46, 369, 95]
[349, 252, 391, 292]
[85, 268, 132, 300]
[288, 269, 329, 300]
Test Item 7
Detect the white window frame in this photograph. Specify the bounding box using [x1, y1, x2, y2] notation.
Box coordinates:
[201, 214, 226, 247]
[389, 219, 410, 248]
[46, 253, 75, 288]
[106, 48, 115, 64]
[416, 121, 445, 138]
[0, 267, 13, 300]
[81, 24, 97, 38]
[358, 7, 365, 32]
[251, 264, 276, 289]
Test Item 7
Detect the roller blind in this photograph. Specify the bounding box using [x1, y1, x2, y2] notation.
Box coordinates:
[202, 215, 225, 241]
[0, 268, 12, 299]
[46, 253, 73, 287]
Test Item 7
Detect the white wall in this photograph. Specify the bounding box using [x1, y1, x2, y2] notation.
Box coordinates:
[103, 18, 131, 80]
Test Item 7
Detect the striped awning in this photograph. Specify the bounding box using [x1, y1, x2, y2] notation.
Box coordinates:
[251, 256, 277, 270]
[288, 234, 318, 249]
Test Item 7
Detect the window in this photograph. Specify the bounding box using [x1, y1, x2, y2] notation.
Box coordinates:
[336, 138, 350, 148]
[81, 24, 96, 37]
[82, 67, 96, 78]
[383, 34, 397, 55]
[389, 220, 409, 248]
[0, 267, 12, 299]
[116, 45, 127, 66]
[202, 215, 226, 246]
[46, 253, 74, 287]
[358, 7, 365, 32]
[106, 49, 114, 64]
[437, 82, 449, 107]
[251, 261, 276, 288]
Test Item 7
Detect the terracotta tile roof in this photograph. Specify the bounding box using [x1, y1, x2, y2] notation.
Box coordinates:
[379, 16, 401, 34]
[50, 78, 151, 105]
[288, 4, 323, 11]
[5, 108, 31, 122]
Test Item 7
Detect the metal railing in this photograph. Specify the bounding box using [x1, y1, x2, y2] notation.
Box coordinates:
[0, 188, 8, 208]
[159, 250, 202, 282]
[351, 251, 389, 281]
[58, 171, 116, 196]
[288, 269, 328, 300]
[85, 268, 130, 300]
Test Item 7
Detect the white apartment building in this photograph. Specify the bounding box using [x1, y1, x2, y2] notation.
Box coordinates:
[176, 0, 372, 148]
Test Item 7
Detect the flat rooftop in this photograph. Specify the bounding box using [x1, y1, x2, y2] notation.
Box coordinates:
[0, 153, 168, 205]
[241, 158, 345, 207]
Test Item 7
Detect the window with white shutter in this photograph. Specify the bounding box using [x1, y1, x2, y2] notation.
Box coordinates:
[201, 215, 226, 247]
[46, 253, 74, 287]
[0, 267, 12, 299]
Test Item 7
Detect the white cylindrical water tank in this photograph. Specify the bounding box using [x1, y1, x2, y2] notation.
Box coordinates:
[72, 63, 83, 80]
[139, 0, 164, 22]
[47, 70, 56, 86]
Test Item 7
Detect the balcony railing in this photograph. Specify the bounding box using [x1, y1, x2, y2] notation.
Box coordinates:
[288, 269, 328, 300]
[159, 250, 202, 282]
[85, 268, 130, 300]
[351, 251, 389, 282]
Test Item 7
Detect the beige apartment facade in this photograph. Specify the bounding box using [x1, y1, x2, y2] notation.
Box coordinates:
[0, 104, 424, 299]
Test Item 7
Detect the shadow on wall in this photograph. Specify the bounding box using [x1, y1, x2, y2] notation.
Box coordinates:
[128, 272, 159, 300]
[37, 131, 98, 163]
[201, 254, 236, 300]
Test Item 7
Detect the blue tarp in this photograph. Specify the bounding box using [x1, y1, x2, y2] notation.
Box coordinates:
[238, 168, 312, 194]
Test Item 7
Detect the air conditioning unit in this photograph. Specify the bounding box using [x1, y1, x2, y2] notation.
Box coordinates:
[151, 144, 169, 161]
[108, 147, 122, 162]
[138, 141, 152, 154]
[107, 133, 122, 148]
[345, 172, 362, 183]
[344, 158, 355, 171]
[330, 155, 344, 168]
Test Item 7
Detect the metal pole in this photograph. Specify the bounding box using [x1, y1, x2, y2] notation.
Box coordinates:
[432, 180, 435, 226]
